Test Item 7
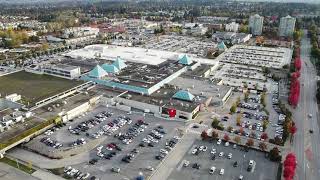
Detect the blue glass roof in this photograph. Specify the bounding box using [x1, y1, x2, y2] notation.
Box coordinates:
[173, 90, 195, 101]
[101, 64, 120, 74]
[88, 65, 108, 78]
[179, 54, 192, 65]
[218, 41, 227, 50]
[113, 56, 127, 70]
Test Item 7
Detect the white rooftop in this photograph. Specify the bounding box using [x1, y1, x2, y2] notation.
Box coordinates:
[64, 44, 218, 66]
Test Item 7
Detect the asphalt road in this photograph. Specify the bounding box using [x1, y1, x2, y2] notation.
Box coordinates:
[292, 30, 320, 180]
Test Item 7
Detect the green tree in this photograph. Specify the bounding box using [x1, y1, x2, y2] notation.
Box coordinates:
[269, 147, 282, 162]
[211, 130, 219, 139]
[230, 103, 237, 114]
[211, 118, 220, 128]
[244, 91, 249, 102]
[259, 142, 267, 151]
[293, 30, 303, 42]
[236, 114, 242, 126]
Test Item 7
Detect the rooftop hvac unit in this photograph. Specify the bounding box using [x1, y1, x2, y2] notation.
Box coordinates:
[164, 91, 167, 95]
[201, 92, 204, 95]
[217, 94, 220, 97]
[216, 88, 220, 91]
[192, 85, 195, 89]
[180, 103, 184, 106]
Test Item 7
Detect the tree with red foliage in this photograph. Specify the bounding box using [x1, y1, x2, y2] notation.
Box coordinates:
[201, 130, 209, 140]
[291, 71, 300, 79]
[283, 166, 295, 180]
[289, 78, 300, 107]
[290, 125, 297, 143]
[294, 58, 301, 71]
[246, 138, 254, 147]
[261, 133, 268, 140]
[239, 127, 244, 135]
[283, 153, 297, 180]
[284, 157, 297, 169]
[223, 134, 230, 141]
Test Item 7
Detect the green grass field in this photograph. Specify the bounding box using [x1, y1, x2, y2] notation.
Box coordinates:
[0, 71, 82, 105]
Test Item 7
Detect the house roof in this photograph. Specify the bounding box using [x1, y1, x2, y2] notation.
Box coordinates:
[101, 64, 120, 74]
[113, 56, 127, 70]
[173, 90, 195, 101]
[88, 65, 108, 78]
[179, 54, 192, 65]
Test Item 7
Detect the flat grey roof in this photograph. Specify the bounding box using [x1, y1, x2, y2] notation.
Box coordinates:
[119, 87, 201, 113]
[168, 77, 232, 102]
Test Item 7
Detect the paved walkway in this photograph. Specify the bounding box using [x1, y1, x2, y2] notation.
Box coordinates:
[8, 148, 90, 169]
[31, 169, 65, 180]
[149, 133, 197, 180]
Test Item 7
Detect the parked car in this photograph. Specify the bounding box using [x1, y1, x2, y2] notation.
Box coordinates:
[220, 168, 225, 175]
[209, 166, 216, 174]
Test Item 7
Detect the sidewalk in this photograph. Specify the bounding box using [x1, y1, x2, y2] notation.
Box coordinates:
[32, 169, 65, 180]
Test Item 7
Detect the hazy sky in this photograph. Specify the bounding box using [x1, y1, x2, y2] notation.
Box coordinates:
[0, 0, 319, 4]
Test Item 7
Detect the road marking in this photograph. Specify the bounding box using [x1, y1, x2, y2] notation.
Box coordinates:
[176, 160, 186, 171]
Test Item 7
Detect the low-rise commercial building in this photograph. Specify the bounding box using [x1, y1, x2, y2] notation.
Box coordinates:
[25, 64, 81, 80]
[212, 32, 252, 44]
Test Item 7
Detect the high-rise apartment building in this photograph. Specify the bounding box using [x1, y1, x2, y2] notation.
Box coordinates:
[249, 14, 264, 36]
[279, 15, 296, 37]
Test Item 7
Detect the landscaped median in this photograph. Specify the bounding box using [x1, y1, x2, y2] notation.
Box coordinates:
[0, 156, 36, 174]
[0, 117, 59, 151]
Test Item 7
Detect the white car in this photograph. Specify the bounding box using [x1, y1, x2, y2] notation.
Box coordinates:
[217, 139, 222, 145]
[97, 145, 103, 151]
[183, 160, 190, 167]
[239, 175, 244, 180]
[219, 152, 224, 157]
[225, 142, 229, 147]
[233, 144, 237, 149]
[64, 166, 72, 173]
[160, 149, 168, 154]
[209, 166, 216, 174]
[211, 149, 216, 154]
[146, 166, 154, 171]
[202, 146, 208, 152]
[228, 153, 232, 159]
[82, 173, 90, 179]
[259, 127, 263, 132]
[220, 168, 225, 175]
[199, 146, 204, 151]
[192, 149, 198, 155]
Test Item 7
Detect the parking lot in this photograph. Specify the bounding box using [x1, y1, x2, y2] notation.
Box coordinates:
[217, 90, 284, 143]
[56, 107, 184, 180]
[168, 139, 279, 180]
